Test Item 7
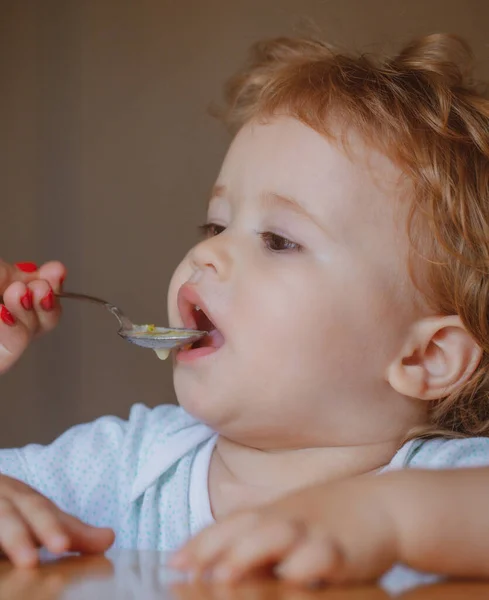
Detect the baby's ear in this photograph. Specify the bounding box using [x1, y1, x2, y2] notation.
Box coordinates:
[386, 316, 482, 401]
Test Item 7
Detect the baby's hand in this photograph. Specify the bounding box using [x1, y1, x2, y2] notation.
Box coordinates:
[0, 474, 114, 567]
[0, 260, 66, 374]
[171, 476, 398, 586]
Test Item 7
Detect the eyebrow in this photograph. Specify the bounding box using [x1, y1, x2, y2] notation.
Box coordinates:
[210, 185, 313, 219]
[259, 190, 314, 221]
[209, 184, 332, 237]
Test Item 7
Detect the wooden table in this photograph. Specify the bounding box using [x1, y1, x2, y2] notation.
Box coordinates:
[0, 550, 487, 600]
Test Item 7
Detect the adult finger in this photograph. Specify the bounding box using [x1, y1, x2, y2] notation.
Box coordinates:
[0, 305, 31, 374]
[0, 261, 39, 295]
[37, 262, 66, 293]
[28, 280, 61, 334]
[2, 282, 40, 336]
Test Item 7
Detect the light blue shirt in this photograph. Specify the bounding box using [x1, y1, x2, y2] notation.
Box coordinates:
[1, 403, 489, 591]
[0, 404, 217, 549]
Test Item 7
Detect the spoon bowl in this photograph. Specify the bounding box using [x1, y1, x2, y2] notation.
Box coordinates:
[118, 325, 205, 349]
[57, 291, 205, 351]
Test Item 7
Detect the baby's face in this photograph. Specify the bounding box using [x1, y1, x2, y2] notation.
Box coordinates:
[168, 116, 426, 449]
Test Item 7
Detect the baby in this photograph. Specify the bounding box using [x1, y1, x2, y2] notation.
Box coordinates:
[1, 32, 489, 586]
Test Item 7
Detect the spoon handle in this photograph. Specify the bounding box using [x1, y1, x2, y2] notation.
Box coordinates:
[56, 291, 133, 331]
[0, 291, 119, 309]
[57, 290, 115, 308]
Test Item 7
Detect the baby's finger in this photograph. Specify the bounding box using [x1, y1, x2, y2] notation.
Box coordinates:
[29, 280, 61, 334]
[171, 512, 261, 573]
[37, 261, 66, 293]
[210, 519, 305, 582]
[15, 493, 70, 556]
[275, 536, 343, 585]
[57, 511, 115, 554]
[0, 498, 39, 567]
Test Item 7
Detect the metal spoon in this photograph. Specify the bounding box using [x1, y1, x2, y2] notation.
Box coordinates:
[57, 291, 206, 350]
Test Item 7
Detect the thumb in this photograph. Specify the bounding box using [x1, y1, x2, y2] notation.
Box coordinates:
[60, 513, 115, 554]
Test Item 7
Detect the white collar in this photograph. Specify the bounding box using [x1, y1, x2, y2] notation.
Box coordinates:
[130, 418, 215, 502]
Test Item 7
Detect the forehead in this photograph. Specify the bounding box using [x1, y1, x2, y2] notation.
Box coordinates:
[217, 116, 410, 243]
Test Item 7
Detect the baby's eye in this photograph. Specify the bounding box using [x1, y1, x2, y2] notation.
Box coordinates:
[260, 232, 303, 253]
[198, 223, 226, 238]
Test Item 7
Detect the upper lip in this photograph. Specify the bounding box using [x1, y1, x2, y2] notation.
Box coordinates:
[177, 283, 219, 333]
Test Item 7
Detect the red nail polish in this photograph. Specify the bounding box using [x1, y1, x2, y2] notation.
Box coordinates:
[15, 262, 38, 273]
[40, 289, 55, 311]
[0, 305, 16, 326]
[20, 290, 33, 311]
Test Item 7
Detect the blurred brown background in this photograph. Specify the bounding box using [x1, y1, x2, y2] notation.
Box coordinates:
[1, 0, 488, 446]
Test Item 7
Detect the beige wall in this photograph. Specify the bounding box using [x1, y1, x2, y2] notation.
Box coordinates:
[1, 0, 488, 446]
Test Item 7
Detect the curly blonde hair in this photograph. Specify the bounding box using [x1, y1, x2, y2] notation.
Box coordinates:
[217, 33, 489, 439]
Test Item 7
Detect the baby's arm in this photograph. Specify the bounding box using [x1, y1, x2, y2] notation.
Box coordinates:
[381, 468, 489, 578]
[172, 467, 489, 584]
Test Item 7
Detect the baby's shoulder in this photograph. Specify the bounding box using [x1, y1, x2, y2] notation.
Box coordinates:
[387, 436, 489, 470]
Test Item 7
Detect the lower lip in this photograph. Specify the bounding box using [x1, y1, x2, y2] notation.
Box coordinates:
[176, 345, 219, 363]
[175, 331, 225, 364]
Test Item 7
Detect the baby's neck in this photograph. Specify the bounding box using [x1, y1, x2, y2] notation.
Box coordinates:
[208, 435, 401, 520]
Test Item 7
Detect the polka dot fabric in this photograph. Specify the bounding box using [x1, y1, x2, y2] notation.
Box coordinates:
[1, 404, 489, 558]
[0, 404, 214, 551]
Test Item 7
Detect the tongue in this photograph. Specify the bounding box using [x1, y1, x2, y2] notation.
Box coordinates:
[196, 329, 224, 348]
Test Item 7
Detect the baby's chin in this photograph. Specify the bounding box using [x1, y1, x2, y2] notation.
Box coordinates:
[174, 374, 211, 415]
[173, 375, 233, 429]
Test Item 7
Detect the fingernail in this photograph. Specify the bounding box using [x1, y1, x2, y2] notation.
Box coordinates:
[15, 262, 38, 273]
[0, 305, 16, 326]
[20, 289, 33, 311]
[40, 289, 55, 311]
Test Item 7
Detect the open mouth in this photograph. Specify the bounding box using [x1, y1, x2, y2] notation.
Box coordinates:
[190, 306, 223, 349]
[177, 285, 225, 360]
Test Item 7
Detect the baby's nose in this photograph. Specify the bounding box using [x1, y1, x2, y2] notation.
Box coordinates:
[188, 269, 204, 284]
[189, 235, 233, 281]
